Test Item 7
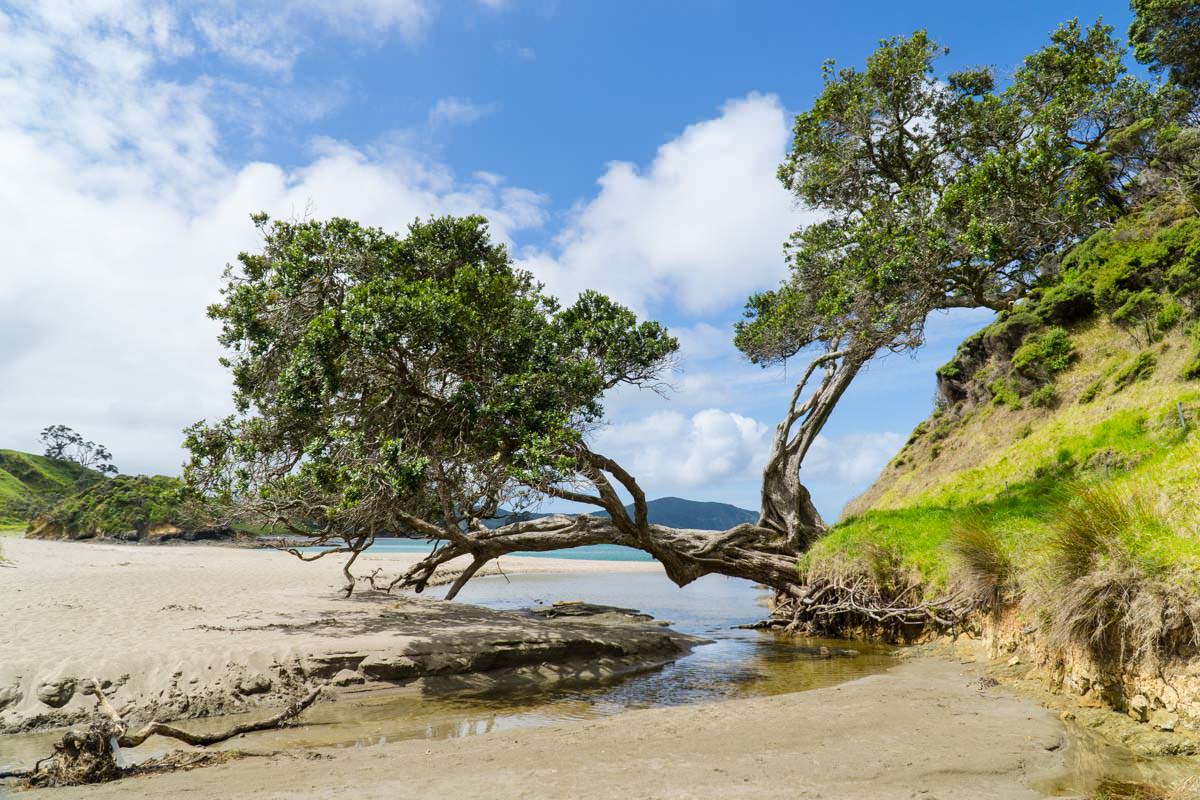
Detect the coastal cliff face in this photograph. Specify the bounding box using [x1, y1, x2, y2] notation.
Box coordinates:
[811, 202, 1200, 738]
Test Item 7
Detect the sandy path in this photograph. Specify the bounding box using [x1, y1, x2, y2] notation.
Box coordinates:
[20, 656, 1068, 800]
[0, 538, 666, 733]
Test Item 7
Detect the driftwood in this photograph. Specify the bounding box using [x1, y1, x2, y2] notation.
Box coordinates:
[11, 680, 322, 788]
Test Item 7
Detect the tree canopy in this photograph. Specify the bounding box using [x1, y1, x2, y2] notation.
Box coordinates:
[735, 21, 1165, 368]
[1131, 0, 1200, 93]
[40, 425, 118, 476]
[185, 215, 678, 590]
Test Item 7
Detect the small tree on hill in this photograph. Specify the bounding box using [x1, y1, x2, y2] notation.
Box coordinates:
[40, 425, 118, 476]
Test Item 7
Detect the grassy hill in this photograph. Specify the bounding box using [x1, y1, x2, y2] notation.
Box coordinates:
[801, 201, 1200, 662]
[0, 449, 97, 529]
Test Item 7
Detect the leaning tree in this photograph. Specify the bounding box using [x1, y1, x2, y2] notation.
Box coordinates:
[185, 21, 1167, 605]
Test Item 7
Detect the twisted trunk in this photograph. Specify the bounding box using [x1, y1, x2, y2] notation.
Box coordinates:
[388, 514, 805, 600]
[371, 348, 873, 602]
[758, 349, 868, 549]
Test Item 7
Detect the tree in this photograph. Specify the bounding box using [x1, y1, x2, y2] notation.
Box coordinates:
[39, 425, 118, 476]
[187, 22, 1164, 610]
[1130, 0, 1200, 93]
[735, 22, 1164, 546]
[186, 216, 802, 597]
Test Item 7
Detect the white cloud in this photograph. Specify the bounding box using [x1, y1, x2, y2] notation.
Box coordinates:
[0, 5, 542, 475]
[804, 432, 906, 485]
[192, 1, 433, 74]
[591, 409, 770, 490]
[520, 93, 814, 316]
[428, 97, 500, 128]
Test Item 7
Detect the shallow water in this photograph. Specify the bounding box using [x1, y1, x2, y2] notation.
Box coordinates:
[301, 539, 654, 561]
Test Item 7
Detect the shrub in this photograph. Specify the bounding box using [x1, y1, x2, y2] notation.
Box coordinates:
[1029, 385, 1057, 408]
[1113, 351, 1157, 390]
[988, 378, 1021, 407]
[1034, 281, 1095, 325]
[1012, 326, 1075, 379]
[34, 475, 210, 538]
[1183, 355, 1200, 381]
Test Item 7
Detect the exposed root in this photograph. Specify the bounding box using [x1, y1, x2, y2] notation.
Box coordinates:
[18, 681, 323, 788]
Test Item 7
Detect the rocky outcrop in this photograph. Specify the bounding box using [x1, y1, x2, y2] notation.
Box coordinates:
[0, 603, 702, 736]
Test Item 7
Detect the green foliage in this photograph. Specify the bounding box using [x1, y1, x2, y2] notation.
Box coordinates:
[1113, 351, 1158, 389]
[186, 215, 678, 539]
[1130, 0, 1200, 91]
[737, 21, 1165, 368]
[1012, 326, 1075, 380]
[1183, 354, 1200, 380]
[1029, 385, 1058, 408]
[0, 449, 99, 526]
[1080, 379, 1106, 404]
[39, 475, 204, 537]
[988, 378, 1021, 407]
[1034, 281, 1096, 325]
[1058, 215, 1200, 342]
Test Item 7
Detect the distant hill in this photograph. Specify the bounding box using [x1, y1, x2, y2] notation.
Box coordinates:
[490, 496, 758, 532]
[597, 497, 758, 530]
[0, 449, 97, 527]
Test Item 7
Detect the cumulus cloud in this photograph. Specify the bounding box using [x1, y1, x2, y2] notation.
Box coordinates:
[591, 410, 770, 490]
[520, 93, 816, 315]
[804, 432, 906, 485]
[428, 97, 500, 128]
[0, 1, 907, 516]
[0, 4, 542, 475]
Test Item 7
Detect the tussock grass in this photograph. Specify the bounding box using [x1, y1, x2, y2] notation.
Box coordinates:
[1041, 484, 1200, 664]
[947, 513, 1013, 608]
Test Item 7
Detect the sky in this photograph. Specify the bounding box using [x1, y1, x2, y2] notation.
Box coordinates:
[0, 0, 1137, 520]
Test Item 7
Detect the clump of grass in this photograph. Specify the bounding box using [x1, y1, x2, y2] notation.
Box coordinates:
[1113, 352, 1158, 390]
[1182, 354, 1200, 381]
[1079, 378, 1105, 404]
[1042, 484, 1200, 664]
[947, 514, 1013, 609]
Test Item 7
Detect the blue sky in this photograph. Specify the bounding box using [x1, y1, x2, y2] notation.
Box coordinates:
[0, 0, 1138, 519]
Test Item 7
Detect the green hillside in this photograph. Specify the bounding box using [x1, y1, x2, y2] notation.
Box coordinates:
[0, 449, 97, 528]
[805, 201, 1200, 656]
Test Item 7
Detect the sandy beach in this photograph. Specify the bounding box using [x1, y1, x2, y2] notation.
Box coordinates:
[0, 538, 672, 736]
[1, 539, 1071, 799]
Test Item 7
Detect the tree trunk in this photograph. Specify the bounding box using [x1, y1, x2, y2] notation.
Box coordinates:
[389, 514, 806, 600]
[757, 351, 868, 549]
